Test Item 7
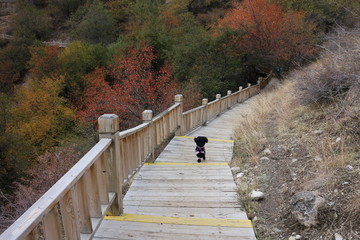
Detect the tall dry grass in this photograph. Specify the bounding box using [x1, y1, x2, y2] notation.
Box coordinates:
[233, 80, 296, 165]
[232, 27, 360, 239]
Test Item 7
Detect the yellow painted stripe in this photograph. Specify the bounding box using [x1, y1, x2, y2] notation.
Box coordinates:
[105, 214, 252, 228]
[175, 136, 234, 143]
[144, 162, 228, 166]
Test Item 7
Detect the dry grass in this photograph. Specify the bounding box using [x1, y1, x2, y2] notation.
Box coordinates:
[233, 80, 296, 166]
[232, 27, 360, 239]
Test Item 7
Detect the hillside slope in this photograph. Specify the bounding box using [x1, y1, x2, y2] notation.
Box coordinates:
[232, 28, 360, 240]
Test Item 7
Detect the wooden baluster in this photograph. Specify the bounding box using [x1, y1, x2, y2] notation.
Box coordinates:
[84, 166, 102, 219]
[95, 154, 109, 205]
[43, 206, 64, 240]
[59, 187, 81, 240]
[129, 135, 135, 175]
[216, 94, 221, 116]
[119, 138, 127, 182]
[137, 132, 142, 168]
[143, 110, 153, 162]
[98, 114, 123, 215]
[75, 178, 92, 234]
[174, 94, 183, 135]
[202, 98, 208, 126]
[23, 225, 41, 240]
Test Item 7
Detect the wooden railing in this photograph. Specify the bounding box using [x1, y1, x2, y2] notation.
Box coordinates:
[0, 82, 261, 240]
[0, 34, 68, 48]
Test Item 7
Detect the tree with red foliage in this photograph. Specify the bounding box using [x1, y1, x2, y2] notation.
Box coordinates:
[29, 45, 62, 79]
[77, 43, 178, 129]
[0, 146, 81, 232]
[77, 68, 124, 125]
[0, 61, 19, 94]
[217, 0, 317, 71]
[110, 42, 178, 128]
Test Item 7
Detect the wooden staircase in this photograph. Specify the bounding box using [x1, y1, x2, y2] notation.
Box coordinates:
[94, 104, 257, 240]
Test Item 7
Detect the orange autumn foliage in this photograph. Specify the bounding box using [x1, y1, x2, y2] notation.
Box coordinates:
[110, 42, 178, 127]
[217, 0, 317, 68]
[78, 42, 178, 129]
[9, 77, 75, 151]
[76, 68, 124, 125]
[29, 46, 62, 79]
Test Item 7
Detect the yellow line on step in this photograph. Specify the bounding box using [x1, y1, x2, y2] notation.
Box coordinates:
[175, 136, 234, 143]
[105, 214, 253, 228]
[144, 162, 228, 166]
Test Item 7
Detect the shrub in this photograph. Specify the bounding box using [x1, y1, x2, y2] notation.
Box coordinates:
[11, 5, 52, 41]
[67, 1, 117, 45]
[0, 146, 81, 233]
[296, 28, 360, 105]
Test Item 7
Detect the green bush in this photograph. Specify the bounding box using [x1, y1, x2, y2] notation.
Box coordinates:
[11, 5, 52, 41]
[296, 28, 360, 105]
[276, 0, 360, 33]
[67, 1, 117, 45]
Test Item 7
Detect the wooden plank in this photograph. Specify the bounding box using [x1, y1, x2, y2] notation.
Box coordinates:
[128, 179, 236, 188]
[134, 175, 234, 180]
[122, 200, 239, 208]
[143, 162, 228, 166]
[175, 136, 234, 143]
[94, 221, 256, 239]
[140, 165, 230, 170]
[75, 178, 93, 234]
[123, 206, 248, 219]
[43, 207, 64, 240]
[128, 186, 237, 192]
[84, 166, 102, 218]
[123, 194, 238, 203]
[95, 154, 109, 205]
[125, 190, 238, 197]
[59, 187, 81, 240]
[104, 214, 252, 228]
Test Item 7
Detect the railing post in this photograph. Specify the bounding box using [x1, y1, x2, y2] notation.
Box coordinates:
[257, 77, 263, 92]
[216, 94, 221, 116]
[98, 114, 123, 215]
[227, 90, 232, 109]
[202, 98, 208, 126]
[174, 94, 183, 135]
[142, 110, 154, 161]
[238, 86, 243, 103]
[142, 110, 153, 123]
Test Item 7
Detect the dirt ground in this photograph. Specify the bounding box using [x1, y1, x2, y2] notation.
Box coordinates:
[232, 82, 360, 240]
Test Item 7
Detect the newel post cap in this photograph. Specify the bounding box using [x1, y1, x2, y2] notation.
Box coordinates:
[227, 90, 232, 95]
[239, 86, 243, 91]
[175, 94, 183, 103]
[216, 94, 221, 100]
[98, 114, 119, 133]
[202, 98, 208, 105]
[142, 110, 153, 122]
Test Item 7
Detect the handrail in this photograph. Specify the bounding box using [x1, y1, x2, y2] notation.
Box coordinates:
[0, 79, 264, 239]
[119, 122, 149, 138]
[0, 139, 113, 240]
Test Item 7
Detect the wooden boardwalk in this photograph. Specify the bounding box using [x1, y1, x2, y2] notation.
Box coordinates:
[94, 102, 256, 240]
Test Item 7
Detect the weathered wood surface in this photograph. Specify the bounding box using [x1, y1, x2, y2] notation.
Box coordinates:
[94, 100, 256, 239]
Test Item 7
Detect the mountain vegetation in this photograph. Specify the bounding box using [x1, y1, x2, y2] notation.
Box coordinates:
[0, 0, 359, 233]
[233, 28, 360, 239]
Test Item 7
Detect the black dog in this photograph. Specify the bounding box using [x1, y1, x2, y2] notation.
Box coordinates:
[194, 136, 208, 163]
